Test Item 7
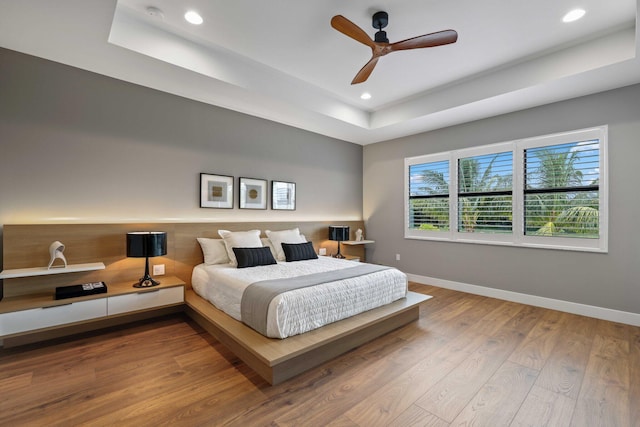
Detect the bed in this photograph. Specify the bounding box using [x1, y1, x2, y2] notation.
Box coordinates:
[184, 227, 430, 384]
[192, 256, 408, 338]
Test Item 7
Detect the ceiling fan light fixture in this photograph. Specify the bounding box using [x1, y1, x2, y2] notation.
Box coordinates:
[562, 9, 586, 23]
[184, 10, 203, 25]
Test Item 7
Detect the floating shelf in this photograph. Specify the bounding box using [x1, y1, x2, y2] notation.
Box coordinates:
[0, 262, 106, 279]
[342, 240, 375, 245]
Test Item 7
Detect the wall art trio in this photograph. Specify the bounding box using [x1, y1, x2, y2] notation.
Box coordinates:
[200, 173, 295, 210]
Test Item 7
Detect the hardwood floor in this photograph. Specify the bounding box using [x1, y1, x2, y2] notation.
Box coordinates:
[1, 283, 638, 426]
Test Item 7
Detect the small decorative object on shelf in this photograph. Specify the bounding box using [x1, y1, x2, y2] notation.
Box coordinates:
[47, 241, 68, 269]
[355, 229, 363, 242]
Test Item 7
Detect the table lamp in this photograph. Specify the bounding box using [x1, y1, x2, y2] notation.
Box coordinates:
[329, 225, 349, 259]
[126, 231, 167, 288]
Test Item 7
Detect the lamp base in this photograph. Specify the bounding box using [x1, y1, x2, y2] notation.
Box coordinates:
[334, 241, 345, 259]
[334, 239, 346, 259]
[133, 276, 161, 288]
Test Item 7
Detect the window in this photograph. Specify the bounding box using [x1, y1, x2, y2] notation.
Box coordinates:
[405, 126, 607, 252]
[458, 150, 513, 234]
[407, 155, 449, 233]
[523, 140, 599, 238]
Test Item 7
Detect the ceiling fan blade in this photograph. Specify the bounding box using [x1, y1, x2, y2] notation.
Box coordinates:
[331, 15, 375, 48]
[351, 57, 379, 85]
[390, 29, 458, 51]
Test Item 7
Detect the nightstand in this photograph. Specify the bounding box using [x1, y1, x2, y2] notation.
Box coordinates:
[341, 240, 374, 262]
[0, 276, 185, 347]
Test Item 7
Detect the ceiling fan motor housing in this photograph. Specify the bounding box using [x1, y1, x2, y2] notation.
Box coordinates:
[375, 31, 389, 43]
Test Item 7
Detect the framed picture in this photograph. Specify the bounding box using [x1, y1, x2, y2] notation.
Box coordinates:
[200, 173, 233, 209]
[272, 181, 296, 210]
[239, 177, 267, 209]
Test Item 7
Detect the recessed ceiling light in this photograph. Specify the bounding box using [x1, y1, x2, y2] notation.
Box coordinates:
[562, 9, 586, 23]
[184, 10, 203, 25]
[360, 92, 372, 100]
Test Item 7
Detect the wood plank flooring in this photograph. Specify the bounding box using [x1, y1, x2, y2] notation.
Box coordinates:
[1, 283, 638, 426]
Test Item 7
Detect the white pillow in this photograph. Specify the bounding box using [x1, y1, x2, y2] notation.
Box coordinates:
[218, 229, 262, 266]
[265, 228, 306, 261]
[261, 237, 278, 260]
[196, 238, 230, 265]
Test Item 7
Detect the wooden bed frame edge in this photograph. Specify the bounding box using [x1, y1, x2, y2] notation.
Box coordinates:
[184, 290, 431, 385]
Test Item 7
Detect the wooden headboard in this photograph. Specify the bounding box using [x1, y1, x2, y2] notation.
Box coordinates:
[1, 221, 365, 298]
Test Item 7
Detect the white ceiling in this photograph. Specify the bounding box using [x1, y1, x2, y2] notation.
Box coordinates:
[0, 0, 638, 145]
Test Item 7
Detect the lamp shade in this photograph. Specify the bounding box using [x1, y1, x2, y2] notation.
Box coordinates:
[329, 226, 350, 242]
[127, 232, 167, 258]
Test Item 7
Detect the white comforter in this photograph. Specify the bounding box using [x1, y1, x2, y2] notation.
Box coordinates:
[191, 257, 407, 338]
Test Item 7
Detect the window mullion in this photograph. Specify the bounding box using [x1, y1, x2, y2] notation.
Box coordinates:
[513, 144, 524, 244]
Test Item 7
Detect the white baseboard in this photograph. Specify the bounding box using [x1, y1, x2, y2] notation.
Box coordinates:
[407, 273, 640, 327]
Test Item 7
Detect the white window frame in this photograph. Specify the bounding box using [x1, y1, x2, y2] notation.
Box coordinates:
[405, 152, 451, 241]
[516, 126, 608, 252]
[404, 125, 608, 253]
[453, 142, 514, 245]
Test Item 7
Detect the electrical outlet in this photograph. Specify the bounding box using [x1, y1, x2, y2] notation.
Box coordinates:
[319, 248, 327, 256]
[395, 254, 401, 261]
[153, 264, 165, 275]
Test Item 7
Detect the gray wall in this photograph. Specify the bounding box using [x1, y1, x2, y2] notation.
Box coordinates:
[0, 48, 363, 268]
[364, 83, 640, 314]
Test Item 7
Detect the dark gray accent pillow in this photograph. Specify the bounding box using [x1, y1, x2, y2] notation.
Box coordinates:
[281, 242, 318, 262]
[232, 247, 277, 268]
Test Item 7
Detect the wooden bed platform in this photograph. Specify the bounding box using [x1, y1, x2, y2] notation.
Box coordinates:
[185, 290, 431, 385]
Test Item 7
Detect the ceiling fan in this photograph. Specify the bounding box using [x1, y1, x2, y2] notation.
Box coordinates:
[331, 11, 458, 85]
